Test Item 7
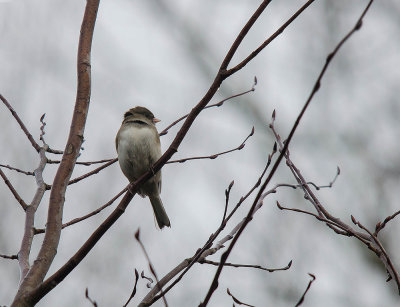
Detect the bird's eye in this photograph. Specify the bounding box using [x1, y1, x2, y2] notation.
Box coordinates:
[124, 111, 133, 118]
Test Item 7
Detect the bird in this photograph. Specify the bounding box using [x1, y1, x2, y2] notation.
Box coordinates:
[115, 106, 171, 229]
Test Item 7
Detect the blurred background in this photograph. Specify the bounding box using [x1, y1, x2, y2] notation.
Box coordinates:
[1, 0, 400, 306]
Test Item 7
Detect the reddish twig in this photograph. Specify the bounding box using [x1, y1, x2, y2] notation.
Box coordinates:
[123, 269, 140, 307]
[374, 210, 400, 235]
[226, 288, 255, 307]
[295, 274, 316, 307]
[135, 229, 168, 307]
[68, 158, 118, 185]
[0, 94, 41, 152]
[34, 187, 127, 235]
[139, 145, 277, 306]
[0, 168, 28, 210]
[85, 288, 98, 307]
[201, 259, 292, 273]
[352, 216, 400, 287]
[159, 78, 257, 137]
[0, 253, 18, 260]
[47, 158, 115, 165]
[0, 164, 34, 176]
[167, 127, 254, 164]
[222, 180, 235, 225]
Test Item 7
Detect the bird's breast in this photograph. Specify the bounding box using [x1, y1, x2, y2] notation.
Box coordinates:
[117, 125, 161, 180]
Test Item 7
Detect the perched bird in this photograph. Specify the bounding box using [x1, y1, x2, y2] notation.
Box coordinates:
[115, 106, 170, 228]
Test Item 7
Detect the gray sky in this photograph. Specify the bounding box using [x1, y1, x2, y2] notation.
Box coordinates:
[1, 0, 400, 306]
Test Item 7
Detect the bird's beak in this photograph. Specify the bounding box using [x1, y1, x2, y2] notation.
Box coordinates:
[153, 118, 161, 124]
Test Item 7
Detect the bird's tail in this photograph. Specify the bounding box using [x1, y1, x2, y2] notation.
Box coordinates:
[149, 195, 171, 229]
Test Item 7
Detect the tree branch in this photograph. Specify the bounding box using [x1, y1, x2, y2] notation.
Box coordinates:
[0, 94, 41, 152]
[0, 169, 28, 210]
[11, 0, 100, 305]
[17, 145, 48, 282]
[199, 1, 375, 305]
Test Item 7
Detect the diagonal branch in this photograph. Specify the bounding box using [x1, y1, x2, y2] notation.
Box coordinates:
[0, 169, 28, 210]
[0, 164, 34, 176]
[159, 78, 257, 136]
[0, 94, 41, 152]
[226, 0, 316, 76]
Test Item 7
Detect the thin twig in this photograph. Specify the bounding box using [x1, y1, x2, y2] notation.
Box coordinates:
[0, 164, 34, 176]
[68, 158, 118, 185]
[352, 216, 400, 289]
[0, 94, 41, 152]
[123, 269, 140, 307]
[227, 288, 255, 307]
[34, 187, 127, 234]
[159, 78, 257, 137]
[142, 145, 277, 306]
[375, 210, 400, 235]
[222, 180, 235, 226]
[295, 274, 316, 307]
[46, 158, 115, 165]
[0, 253, 18, 260]
[0, 169, 28, 210]
[135, 229, 168, 307]
[85, 288, 98, 307]
[167, 127, 254, 164]
[201, 259, 292, 273]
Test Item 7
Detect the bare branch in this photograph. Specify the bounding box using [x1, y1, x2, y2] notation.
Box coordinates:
[68, 158, 118, 185]
[226, 0, 316, 76]
[123, 269, 140, 307]
[135, 229, 168, 307]
[85, 288, 98, 307]
[46, 158, 115, 165]
[0, 94, 41, 152]
[375, 210, 400, 235]
[221, 180, 235, 226]
[227, 288, 255, 307]
[201, 259, 292, 273]
[17, 145, 48, 282]
[0, 253, 18, 260]
[0, 164, 34, 176]
[34, 187, 127, 234]
[0, 169, 28, 210]
[295, 274, 316, 307]
[38, 113, 63, 154]
[159, 79, 257, 137]
[167, 127, 254, 164]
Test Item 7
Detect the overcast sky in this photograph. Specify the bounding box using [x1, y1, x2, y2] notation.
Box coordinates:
[1, 0, 400, 306]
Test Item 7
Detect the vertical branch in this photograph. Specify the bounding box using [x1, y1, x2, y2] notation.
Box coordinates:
[17, 146, 48, 281]
[11, 1, 100, 306]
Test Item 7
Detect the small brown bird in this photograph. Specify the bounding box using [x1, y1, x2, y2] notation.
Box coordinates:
[115, 106, 170, 228]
